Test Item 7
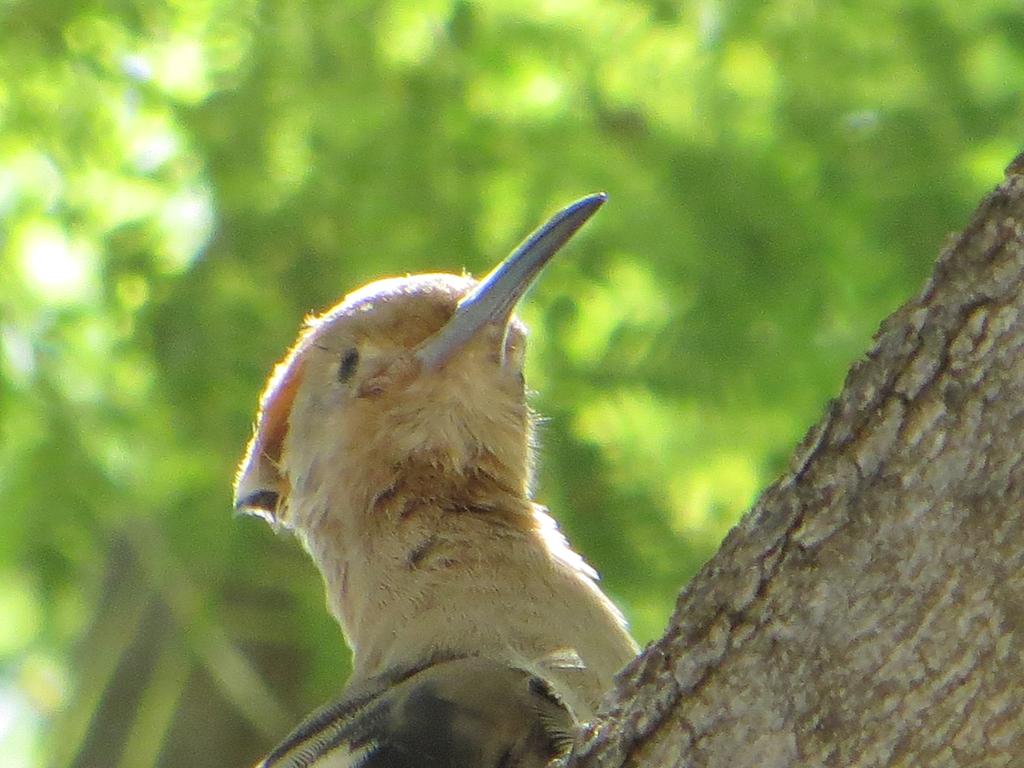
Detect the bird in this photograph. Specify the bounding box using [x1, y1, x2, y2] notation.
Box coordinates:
[234, 194, 639, 767]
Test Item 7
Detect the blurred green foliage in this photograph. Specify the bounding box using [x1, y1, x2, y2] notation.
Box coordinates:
[1, 0, 1020, 765]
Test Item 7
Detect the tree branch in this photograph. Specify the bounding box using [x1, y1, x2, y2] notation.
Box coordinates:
[571, 158, 1024, 767]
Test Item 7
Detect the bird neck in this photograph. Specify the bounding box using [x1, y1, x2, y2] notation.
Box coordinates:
[295, 457, 635, 710]
[302, 456, 539, 638]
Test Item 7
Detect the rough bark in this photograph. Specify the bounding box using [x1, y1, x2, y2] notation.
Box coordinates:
[569, 159, 1024, 768]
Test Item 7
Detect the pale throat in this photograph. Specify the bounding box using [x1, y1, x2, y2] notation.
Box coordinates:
[294, 445, 548, 673]
[285, 385, 539, 655]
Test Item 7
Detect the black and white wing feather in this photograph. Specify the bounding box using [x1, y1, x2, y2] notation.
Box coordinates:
[257, 657, 576, 768]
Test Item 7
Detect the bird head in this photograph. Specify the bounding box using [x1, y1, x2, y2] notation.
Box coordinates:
[233, 194, 606, 532]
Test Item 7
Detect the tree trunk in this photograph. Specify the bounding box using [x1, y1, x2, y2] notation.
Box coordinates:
[569, 158, 1024, 767]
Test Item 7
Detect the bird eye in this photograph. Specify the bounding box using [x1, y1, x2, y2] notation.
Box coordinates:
[338, 349, 359, 383]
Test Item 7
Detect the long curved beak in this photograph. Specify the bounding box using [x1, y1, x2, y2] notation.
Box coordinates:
[416, 193, 607, 370]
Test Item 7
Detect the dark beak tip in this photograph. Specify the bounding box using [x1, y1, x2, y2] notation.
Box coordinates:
[549, 192, 608, 239]
[568, 192, 608, 220]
